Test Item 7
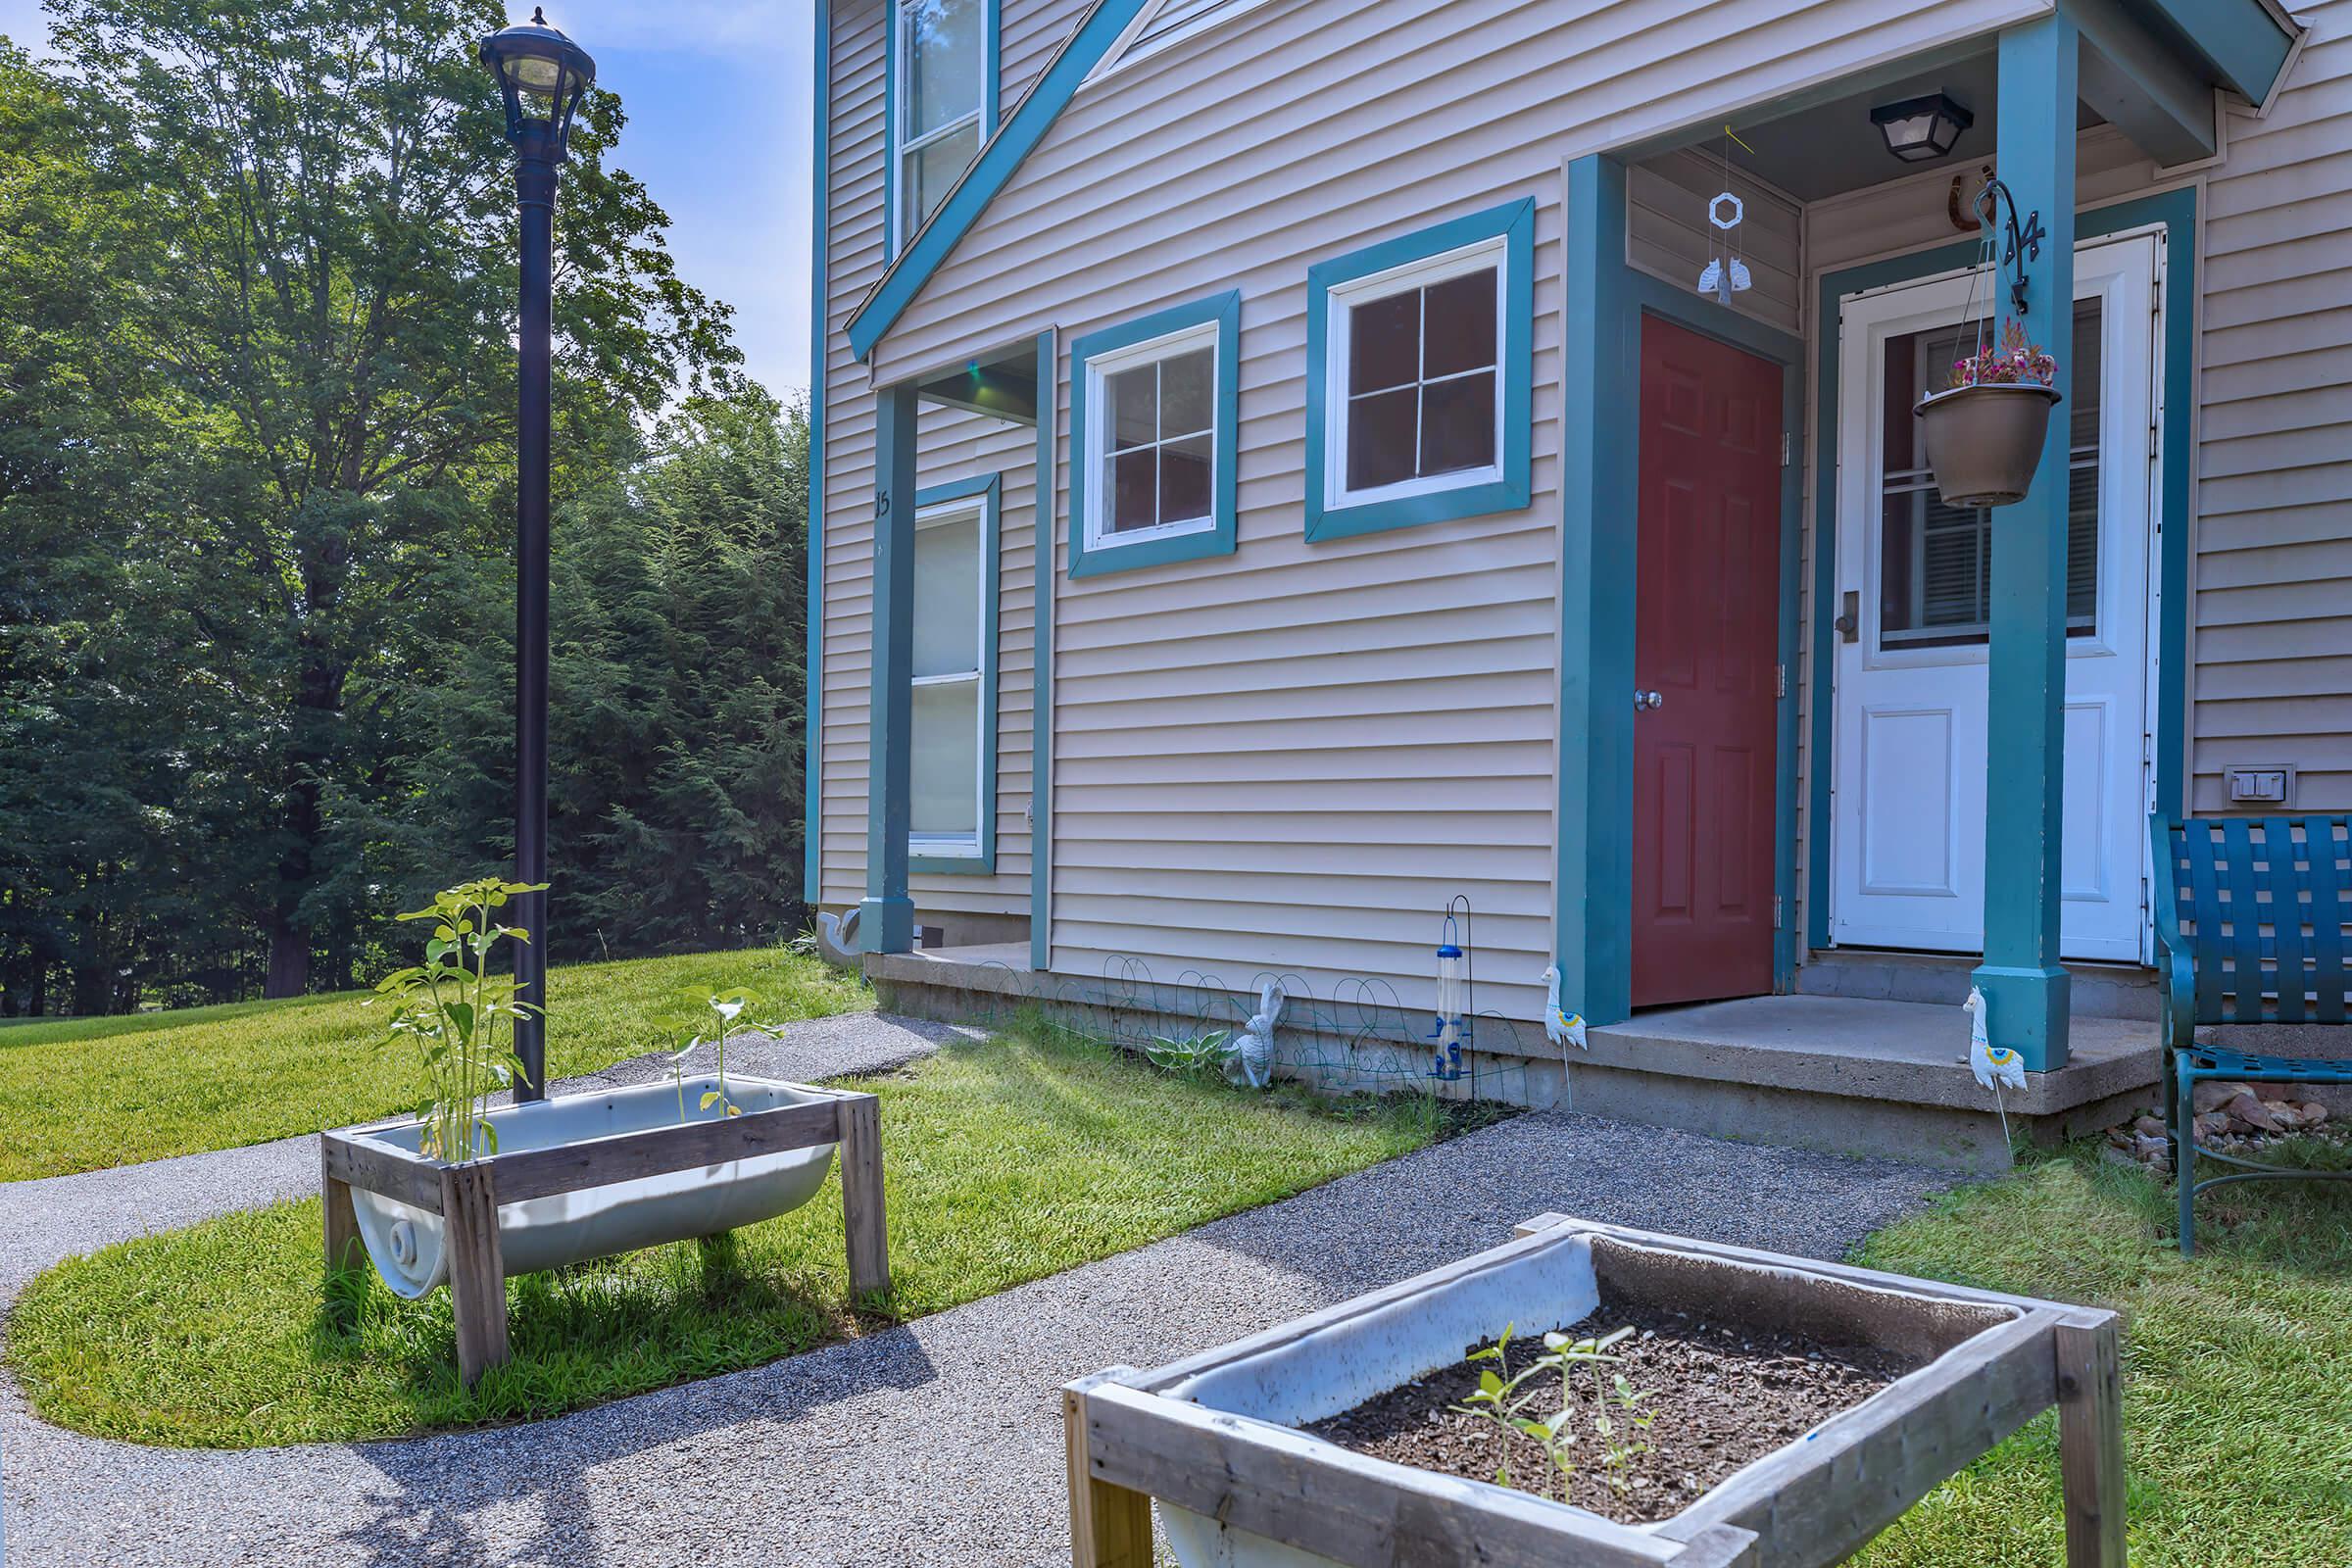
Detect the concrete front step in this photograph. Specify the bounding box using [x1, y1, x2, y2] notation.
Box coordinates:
[1579, 996, 2158, 1174]
[1796, 949, 2161, 1020]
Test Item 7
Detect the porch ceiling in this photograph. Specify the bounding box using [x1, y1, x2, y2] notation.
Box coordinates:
[1656, 0, 2303, 199]
[1710, 49, 2104, 203]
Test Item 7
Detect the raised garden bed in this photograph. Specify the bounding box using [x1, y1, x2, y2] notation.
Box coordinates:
[1065, 1213, 2126, 1568]
[321, 1072, 888, 1385]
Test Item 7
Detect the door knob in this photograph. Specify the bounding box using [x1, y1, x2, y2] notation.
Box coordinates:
[1634, 690, 1664, 711]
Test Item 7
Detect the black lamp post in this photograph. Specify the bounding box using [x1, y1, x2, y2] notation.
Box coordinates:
[479, 7, 594, 1102]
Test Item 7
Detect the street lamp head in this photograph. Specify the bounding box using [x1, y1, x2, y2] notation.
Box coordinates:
[479, 7, 597, 157]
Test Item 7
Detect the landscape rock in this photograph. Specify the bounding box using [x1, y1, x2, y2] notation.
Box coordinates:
[2303, 1102, 2330, 1126]
[2226, 1092, 2282, 1133]
[2133, 1114, 2166, 1139]
[2193, 1081, 2257, 1114]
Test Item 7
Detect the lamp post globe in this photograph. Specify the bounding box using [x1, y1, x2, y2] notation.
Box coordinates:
[479, 7, 594, 1103]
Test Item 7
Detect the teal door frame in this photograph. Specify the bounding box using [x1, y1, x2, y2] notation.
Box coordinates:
[1558, 154, 1809, 1028]
[1807, 186, 2199, 1055]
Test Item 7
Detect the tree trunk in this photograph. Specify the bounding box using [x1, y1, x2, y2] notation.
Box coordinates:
[264, 630, 348, 1001]
[70, 963, 110, 1016]
[265, 916, 312, 998]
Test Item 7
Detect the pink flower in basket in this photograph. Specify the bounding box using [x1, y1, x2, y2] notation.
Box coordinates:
[1947, 318, 2057, 390]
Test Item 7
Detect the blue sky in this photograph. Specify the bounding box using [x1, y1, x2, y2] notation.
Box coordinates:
[0, 1, 817, 399]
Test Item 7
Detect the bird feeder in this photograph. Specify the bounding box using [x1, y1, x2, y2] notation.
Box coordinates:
[1427, 898, 1473, 1081]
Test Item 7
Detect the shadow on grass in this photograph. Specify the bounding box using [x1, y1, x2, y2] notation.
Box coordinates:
[310, 1223, 928, 1443]
[325, 1308, 945, 1568]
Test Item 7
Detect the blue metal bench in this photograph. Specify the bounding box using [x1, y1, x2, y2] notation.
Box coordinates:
[2151, 813, 2352, 1255]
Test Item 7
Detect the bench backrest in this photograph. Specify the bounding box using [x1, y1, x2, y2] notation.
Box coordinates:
[2150, 814, 2352, 1025]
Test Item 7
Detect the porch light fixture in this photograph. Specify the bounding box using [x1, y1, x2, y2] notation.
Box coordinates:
[1870, 92, 1974, 163]
[478, 7, 597, 1102]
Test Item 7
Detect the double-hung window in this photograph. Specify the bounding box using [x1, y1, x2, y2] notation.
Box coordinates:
[908, 477, 998, 869]
[892, 0, 996, 250]
[1069, 290, 1241, 576]
[1305, 199, 1534, 539]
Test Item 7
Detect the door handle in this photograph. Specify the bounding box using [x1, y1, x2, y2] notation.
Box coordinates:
[1634, 690, 1664, 711]
[1836, 589, 1860, 644]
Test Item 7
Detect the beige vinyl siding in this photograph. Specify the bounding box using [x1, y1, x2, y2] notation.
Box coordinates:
[819, 0, 1035, 924]
[2192, 5, 2352, 810]
[1002, 0, 1094, 113]
[876, 0, 2045, 379]
[1627, 148, 1804, 336]
[868, 0, 2040, 1021]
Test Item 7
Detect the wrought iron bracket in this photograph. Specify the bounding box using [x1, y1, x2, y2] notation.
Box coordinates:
[1975, 176, 2045, 318]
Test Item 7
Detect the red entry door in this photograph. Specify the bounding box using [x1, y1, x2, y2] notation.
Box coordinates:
[1631, 318, 1783, 1008]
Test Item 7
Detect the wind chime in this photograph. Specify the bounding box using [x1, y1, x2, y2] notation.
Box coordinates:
[1695, 123, 1756, 307]
[1427, 896, 1474, 1082]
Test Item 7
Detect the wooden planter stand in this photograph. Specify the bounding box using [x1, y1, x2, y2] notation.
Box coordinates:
[1066, 1213, 2125, 1568]
[322, 1084, 889, 1387]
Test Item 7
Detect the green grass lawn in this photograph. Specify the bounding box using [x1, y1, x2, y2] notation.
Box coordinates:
[7, 1028, 1466, 1447]
[1851, 1144, 2352, 1567]
[0, 949, 868, 1182]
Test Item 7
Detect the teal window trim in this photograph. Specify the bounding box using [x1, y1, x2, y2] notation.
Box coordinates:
[805, 0, 832, 906]
[884, 0, 1003, 261]
[1066, 289, 1242, 579]
[907, 471, 1003, 875]
[852, 0, 1153, 359]
[1304, 198, 1534, 542]
[1805, 186, 2199, 947]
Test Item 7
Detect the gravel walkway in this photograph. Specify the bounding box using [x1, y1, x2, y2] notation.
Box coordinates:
[1, 1102, 1945, 1568]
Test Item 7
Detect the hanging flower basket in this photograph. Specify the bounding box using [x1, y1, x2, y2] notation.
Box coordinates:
[1913, 322, 2062, 509]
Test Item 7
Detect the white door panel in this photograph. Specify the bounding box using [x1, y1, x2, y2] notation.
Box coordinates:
[1831, 232, 2159, 963]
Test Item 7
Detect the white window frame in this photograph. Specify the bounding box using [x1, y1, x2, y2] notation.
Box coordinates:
[908, 493, 988, 861]
[1079, 319, 1223, 557]
[1321, 233, 1508, 513]
[892, 0, 991, 254]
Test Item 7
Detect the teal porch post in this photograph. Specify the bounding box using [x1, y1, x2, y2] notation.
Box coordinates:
[1557, 154, 1638, 1027]
[859, 379, 917, 953]
[1973, 15, 2079, 1069]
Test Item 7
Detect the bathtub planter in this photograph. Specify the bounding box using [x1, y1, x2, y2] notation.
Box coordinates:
[1065, 1214, 2126, 1568]
[321, 1073, 889, 1385]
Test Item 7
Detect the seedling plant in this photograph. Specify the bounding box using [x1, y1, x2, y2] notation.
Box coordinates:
[1455, 1321, 1654, 1500]
[668, 987, 766, 1121]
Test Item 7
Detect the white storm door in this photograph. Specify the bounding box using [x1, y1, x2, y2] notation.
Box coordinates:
[1831, 231, 2159, 962]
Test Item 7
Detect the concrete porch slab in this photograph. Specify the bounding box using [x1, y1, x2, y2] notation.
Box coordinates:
[863, 950, 2164, 1175]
